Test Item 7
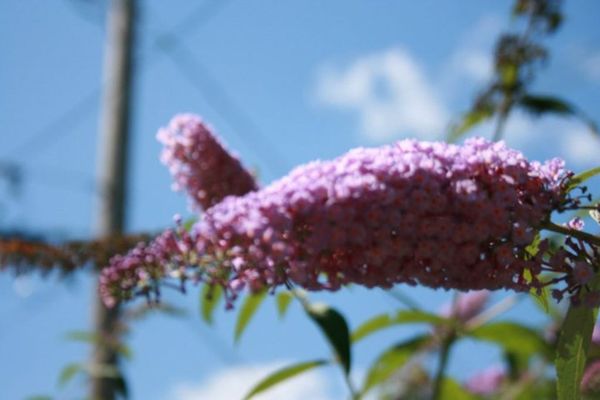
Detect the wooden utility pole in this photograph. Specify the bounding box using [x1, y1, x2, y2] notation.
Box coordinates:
[92, 0, 135, 399]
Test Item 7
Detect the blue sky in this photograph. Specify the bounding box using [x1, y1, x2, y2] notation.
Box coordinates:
[1, 1, 599, 399]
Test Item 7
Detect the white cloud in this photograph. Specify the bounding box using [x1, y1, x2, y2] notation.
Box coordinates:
[561, 128, 600, 165]
[166, 361, 333, 400]
[446, 15, 502, 84]
[315, 48, 449, 141]
[581, 51, 600, 83]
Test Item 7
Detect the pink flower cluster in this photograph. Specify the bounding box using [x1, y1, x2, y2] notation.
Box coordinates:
[192, 138, 565, 300]
[157, 114, 258, 210]
[101, 124, 571, 307]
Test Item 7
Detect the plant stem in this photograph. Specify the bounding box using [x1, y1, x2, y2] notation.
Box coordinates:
[541, 221, 600, 247]
[431, 333, 455, 400]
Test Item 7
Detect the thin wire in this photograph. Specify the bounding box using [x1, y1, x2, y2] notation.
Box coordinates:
[163, 42, 291, 175]
[3, 89, 100, 159]
[3, 0, 234, 161]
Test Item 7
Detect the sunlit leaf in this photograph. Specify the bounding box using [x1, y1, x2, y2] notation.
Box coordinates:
[64, 330, 98, 343]
[234, 290, 267, 343]
[305, 303, 352, 375]
[468, 322, 551, 359]
[200, 284, 223, 325]
[556, 277, 600, 400]
[243, 359, 328, 399]
[352, 310, 446, 343]
[438, 378, 478, 400]
[448, 106, 495, 142]
[591, 209, 600, 226]
[567, 166, 600, 191]
[276, 291, 293, 319]
[58, 363, 83, 387]
[361, 335, 429, 395]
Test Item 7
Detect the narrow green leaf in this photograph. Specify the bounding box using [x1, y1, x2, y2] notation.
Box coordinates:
[243, 359, 328, 400]
[200, 284, 223, 325]
[352, 314, 394, 343]
[276, 291, 293, 319]
[568, 166, 600, 191]
[468, 322, 551, 359]
[394, 309, 446, 325]
[448, 106, 494, 142]
[556, 279, 600, 400]
[58, 363, 83, 387]
[438, 378, 478, 400]
[234, 290, 267, 343]
[305, 303, 352, 375]
[361, 335, 429, 395]
[352, 310, 446, 343]
[64, 330, 98, 343]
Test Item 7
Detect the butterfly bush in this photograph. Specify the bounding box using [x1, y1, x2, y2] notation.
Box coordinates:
[157, 114, 258, 210]
[101, 119, 582, 307]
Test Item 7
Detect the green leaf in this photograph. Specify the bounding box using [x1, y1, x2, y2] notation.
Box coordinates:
[200, 284, 223, 325]
[183, 217, 197, 232]
[568, 166, 600, 191]
[468, 322, 551, 359]
[65, 330, 98, 343]
[361, 335, 429, 395]
[305, 303, 352, 375]
[58, 363, 83, 387]
[519, 95, 575, 116]
[556, 279, 600, 400]
[448, 106, 494, 142]
[234, 290, 267, 343]
[276, 291, 293, 319]
[243, 359, 328, 400]
[352, 310, 446, 343]
[438, 378, 478, 400]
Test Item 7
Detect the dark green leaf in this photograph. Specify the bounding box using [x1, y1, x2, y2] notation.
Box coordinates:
[114, 374, 129, 399]
[568, 166, 600, 191]
[556, 280, 600, 400]
[276, 291, 293, 319]
[243, 360, 328, 399]
[234, 290, 267, 343]
[305, 303, 352, 375]
[519, 95, 599, 137]
[58, 363, 83, 387]
[200, 284, 223, 325]
[361, 335, 429, 395]
[519, 95, 574, 116]
[448, 106, 495, 142]
[468, 322, 551, 359]
[352, 310, 446, 343]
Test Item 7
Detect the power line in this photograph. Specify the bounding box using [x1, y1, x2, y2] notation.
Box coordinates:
[3, 89, 100, 159]
[162, 42, 291, 175]
[3, 0, 234, 161]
